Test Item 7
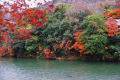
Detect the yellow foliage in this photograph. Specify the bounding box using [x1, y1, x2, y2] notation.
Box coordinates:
[32, 36, 38, 40]
[25, 24, 32, 30]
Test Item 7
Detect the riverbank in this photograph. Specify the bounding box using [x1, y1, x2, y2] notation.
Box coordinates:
[3, 54, 120, 62]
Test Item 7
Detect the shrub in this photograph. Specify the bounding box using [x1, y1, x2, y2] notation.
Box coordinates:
[80, 14, 108, 55]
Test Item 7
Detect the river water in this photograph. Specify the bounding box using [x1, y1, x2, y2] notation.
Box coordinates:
[0, 58, 120, 80]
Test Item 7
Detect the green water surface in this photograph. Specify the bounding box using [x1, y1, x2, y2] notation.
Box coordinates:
[0, 58, 120, 80]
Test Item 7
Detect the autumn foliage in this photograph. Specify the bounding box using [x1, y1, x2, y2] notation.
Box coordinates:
[0, 0, 120, 61]
[104, 8, 120, 18]
[0, 47, 7, 56]
[0, 0, 53, 56]
[44, 49, 55, 59]
[65, 30, 89, 55]
[105, 18, 119, 37]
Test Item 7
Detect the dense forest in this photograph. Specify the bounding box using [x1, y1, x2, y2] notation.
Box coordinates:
[0, 0, 120, 62]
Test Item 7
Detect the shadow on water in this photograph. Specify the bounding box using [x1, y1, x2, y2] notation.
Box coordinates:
[0, 57, 120, 80]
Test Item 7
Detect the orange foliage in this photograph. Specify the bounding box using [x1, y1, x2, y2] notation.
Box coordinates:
[0, 47, 7, 57]
[104, 8, 120, 18]
[65, 30, 89, 55]
[44, 49, 51, 55]
[105, 18, 119, 37]
[44, 49, 55, 59]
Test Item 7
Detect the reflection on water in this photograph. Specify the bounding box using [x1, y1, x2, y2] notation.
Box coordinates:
[0, 57, 120, 80]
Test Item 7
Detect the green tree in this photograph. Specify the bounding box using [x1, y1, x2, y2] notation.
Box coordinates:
[80, 14, 108, 55]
